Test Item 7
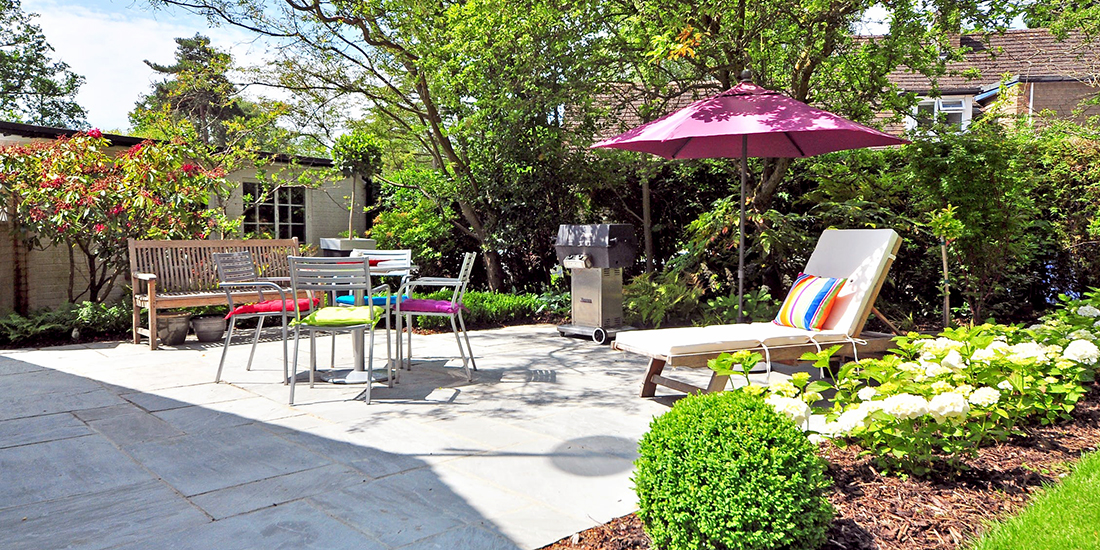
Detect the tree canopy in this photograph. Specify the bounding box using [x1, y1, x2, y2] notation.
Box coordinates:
[0, 0, 86, 127]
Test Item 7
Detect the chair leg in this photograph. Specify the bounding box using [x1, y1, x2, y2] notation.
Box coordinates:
[216, 317, 237, 383]
[384, 309, 394, 387]
[290, 326, 301, 404]
[449, 316, 471, 382]
[364, 328, 372, 405]
[405, 314, 413, 370]
[247, 315, 265, 371]
[330, 332, 336, 370]
[309, 331, 317, 388]
[280, 319, 289, 385]
[457, 310, 476, 372]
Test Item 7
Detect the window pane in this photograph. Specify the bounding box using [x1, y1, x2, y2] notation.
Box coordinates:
[943, 111, 964, 126]
[939, 99, 965, 111]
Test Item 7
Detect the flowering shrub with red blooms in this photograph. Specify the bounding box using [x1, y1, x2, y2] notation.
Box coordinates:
[0, 131, 237, 302]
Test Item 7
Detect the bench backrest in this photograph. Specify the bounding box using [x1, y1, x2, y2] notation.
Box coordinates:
[128, 238, 299, 294]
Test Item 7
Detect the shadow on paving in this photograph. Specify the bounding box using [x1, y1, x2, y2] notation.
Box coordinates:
[0, 353, 528, 550]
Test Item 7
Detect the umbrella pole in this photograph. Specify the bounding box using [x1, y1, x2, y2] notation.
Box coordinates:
[738, 135, 747, 323]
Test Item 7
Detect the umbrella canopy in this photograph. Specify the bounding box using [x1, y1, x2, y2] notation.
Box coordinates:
[592, 80, 906, 158]
[591, 77, 908, 322]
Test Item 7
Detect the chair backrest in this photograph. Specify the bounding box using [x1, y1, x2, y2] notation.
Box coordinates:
[451, 252, 477, 305]
[288, 256, 375, 296]
[212, 251, 258, 283]
[802, 229, 902, 337]
[350, 249, 414, 279]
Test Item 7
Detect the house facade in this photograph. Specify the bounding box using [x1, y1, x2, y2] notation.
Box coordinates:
[886, 29, 1100, 132]
[0, 121, 366, 313]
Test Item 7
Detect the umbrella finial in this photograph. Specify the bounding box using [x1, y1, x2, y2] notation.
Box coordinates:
[739, 69, 753, 83]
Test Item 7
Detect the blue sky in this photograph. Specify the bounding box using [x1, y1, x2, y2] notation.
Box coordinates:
[24, 0, 261, 131]
[23, 0, 900, 133]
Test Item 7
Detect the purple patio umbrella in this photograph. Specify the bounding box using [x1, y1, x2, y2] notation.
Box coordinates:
[592, 74, 909, 321]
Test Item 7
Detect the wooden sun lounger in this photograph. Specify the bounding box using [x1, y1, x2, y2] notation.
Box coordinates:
[612, 229, 903, 397]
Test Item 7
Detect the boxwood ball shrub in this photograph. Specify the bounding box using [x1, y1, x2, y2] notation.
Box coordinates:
[634, 391, 833, 550]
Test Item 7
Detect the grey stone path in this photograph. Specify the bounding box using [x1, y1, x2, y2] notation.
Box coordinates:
[0, 324, 730, 550]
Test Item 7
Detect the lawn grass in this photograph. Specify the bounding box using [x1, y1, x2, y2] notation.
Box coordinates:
[970, 451, 1100, 550]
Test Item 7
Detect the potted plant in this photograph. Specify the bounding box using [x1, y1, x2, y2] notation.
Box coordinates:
[156, 310, 192, 346]
[321, 129, 384, 255]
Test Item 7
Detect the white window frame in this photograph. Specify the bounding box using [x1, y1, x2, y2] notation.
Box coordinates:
[906, 95, 974, 131]
[241, 182, 307, 241]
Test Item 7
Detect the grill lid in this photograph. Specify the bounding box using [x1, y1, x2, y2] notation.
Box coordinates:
[554, 224, 637, 268]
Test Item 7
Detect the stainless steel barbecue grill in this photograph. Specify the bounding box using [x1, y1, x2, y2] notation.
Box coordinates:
[553, 224, 637, 344]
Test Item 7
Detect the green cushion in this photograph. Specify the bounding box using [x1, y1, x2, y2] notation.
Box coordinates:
[293, 306, 384, 327]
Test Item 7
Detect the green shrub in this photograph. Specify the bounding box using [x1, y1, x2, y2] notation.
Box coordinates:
[634, 391, 833, 550]
[410, 289, 567, 329]
[0, 302, 131, 346]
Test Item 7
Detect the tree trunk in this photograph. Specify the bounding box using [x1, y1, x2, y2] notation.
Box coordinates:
[751, 158, 794, 212]
[482, 248, 506, 292]
[642, 178, 654, 273]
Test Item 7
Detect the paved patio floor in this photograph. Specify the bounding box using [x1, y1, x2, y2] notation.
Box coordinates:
[0, 324, 750, 550]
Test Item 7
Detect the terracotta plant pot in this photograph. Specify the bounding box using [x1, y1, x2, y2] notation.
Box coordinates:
[156, 311, 192, 346]
[191, 315, 226, 343]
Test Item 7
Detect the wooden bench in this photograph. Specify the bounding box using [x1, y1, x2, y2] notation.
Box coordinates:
[128, 238, 299, 349]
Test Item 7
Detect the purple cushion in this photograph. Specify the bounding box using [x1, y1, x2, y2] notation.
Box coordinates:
[400, 299, 467, 314]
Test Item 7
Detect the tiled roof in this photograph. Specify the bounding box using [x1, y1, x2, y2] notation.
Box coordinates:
[886, 28, 1099, 94]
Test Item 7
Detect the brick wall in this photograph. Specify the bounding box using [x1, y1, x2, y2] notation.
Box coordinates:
[1029, 81, 1100, 122]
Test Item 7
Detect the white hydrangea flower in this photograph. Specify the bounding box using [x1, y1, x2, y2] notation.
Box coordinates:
[941, 350, 964, 370]
[856, 387, 878, 401]
[899, 362, 924, 374]
[766, 395, 810, 426]
[1044, 376, 1058, 384]
[971, 340, 1008, 362]
[955, 384, 974, 396]
[1064, 339, 1100, 364]
[931, 381, 953, 394]
[822, 407, 870, 437]
[921, 337, 963, 355]
[768, 381, 800, 398]
[1093, 319, 1100, 329]
[1068, 329, 1095, 341]
[859, 400, 884, 413]
[928, 392, 970, 423]
[997, 380, 1013, 391]
[1008, 342, 1047, 362]
[881, 394, 929, 420]
[923, 362, 953, 378]
[969, 386, 1001, 407]
[1077, 305, 1100, 318]
[1027, 323, 1045, 331]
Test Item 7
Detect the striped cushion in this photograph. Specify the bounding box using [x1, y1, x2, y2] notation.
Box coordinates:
[774, 273, 846, 330]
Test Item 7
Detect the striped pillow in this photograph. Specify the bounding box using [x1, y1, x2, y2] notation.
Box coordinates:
[773, 273, 846, 330]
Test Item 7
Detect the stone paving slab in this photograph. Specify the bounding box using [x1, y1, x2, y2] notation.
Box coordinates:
[0, 324, 794, 549]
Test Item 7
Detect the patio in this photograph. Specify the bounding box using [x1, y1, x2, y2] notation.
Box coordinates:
[0, 324, 747, 549]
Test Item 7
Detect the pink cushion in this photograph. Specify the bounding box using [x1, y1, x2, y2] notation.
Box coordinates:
[400, 299, 467, 315]
[226, 297, 320, 318]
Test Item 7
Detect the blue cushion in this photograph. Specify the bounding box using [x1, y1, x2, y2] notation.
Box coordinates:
[335, 294, 408, 307]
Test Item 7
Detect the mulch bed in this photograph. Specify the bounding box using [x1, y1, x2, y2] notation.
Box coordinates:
[541, 384, 1100, 550]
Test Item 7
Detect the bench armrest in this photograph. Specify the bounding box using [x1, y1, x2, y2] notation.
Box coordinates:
[134, 273, 157, 282]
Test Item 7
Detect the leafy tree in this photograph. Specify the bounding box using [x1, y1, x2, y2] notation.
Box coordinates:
[0, 0, 85, 127]
[148, 0, 609, 291]
[0, 131, 236, 302]
[131, 34, 244, 147]
[609, 0, 1020, 214]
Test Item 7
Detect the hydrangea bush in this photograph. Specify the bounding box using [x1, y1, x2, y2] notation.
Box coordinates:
[709, 293, 1100, 475]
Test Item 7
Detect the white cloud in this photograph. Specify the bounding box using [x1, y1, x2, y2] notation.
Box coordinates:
[24, 0, 263, 131]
